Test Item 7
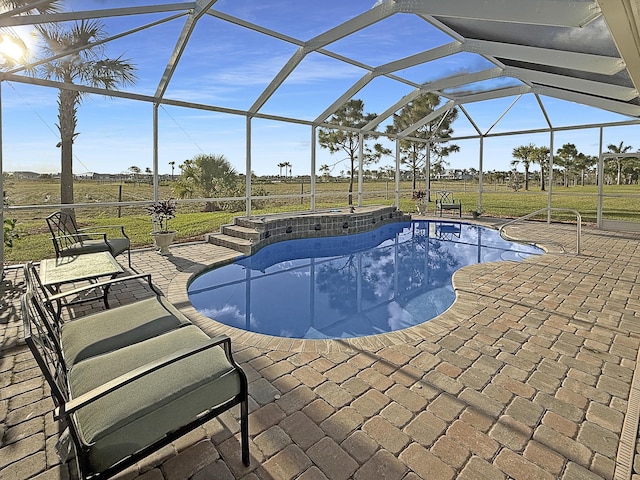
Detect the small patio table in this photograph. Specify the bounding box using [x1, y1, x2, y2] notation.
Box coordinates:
[39, 251, 124, 313]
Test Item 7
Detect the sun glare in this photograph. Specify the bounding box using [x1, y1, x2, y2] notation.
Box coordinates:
[0, 34, 25, 62]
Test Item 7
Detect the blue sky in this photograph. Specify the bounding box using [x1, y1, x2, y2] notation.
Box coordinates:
[3, 0, 639, 177]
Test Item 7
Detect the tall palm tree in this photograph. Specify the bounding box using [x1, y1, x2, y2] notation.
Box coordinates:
[532, 146, 550, 191]
[607, 141, 633, 185]
[282, 161, 292, 179]
[168, 161, 176, 180]
[35, 20, 136, 212]
[511, 144, 536, 191]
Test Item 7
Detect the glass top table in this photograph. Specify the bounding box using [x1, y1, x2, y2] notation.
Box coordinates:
[39, 252, 124, 311]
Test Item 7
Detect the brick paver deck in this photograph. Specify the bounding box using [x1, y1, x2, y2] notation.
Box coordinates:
[2, 218, 640, 480]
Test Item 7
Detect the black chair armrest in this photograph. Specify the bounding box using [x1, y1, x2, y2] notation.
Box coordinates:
[54, 232, 109, 243]
[77, 225, 128, 238]
[58, 335, 232, 416]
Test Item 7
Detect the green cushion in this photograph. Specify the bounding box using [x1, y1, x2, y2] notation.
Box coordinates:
[63, 238, 129, 257]
[61, 296, 191, 367]
[105, 238, 130, 257]
[64, 240, 111, 256]
[68, 326, 241, 473]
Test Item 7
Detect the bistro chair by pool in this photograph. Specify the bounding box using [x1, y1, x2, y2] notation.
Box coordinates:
[46, 211, 132, 267]
[435, 191, 462, 218]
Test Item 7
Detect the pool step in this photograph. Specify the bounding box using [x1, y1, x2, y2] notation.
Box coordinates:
[222, 224, 261, 241]
[205, 232, 253, 256]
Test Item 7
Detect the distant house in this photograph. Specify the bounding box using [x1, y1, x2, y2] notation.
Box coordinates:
[75, 172, 97, 180]
[436, 169, 458, 180]
[11, 171, 40, 180]
[97, 173, 119, 181]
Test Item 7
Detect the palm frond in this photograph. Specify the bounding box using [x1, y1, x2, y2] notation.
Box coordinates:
[0, 0, 60, 15]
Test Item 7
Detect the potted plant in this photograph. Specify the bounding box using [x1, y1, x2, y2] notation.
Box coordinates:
[412, 190, 427, 214]
[147, 198, 177, 255]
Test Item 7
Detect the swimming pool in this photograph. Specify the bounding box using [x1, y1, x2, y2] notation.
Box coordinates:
[188, 221, 543, 339]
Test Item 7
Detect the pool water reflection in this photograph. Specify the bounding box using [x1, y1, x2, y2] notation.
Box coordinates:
[188, 221, 543, 339]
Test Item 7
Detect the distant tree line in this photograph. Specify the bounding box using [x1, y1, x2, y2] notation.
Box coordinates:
[509, 141, 639, 190]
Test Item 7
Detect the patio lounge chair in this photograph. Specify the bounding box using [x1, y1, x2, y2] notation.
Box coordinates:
[24, 263, 188, 365]
[21, 269, 250, 479]
[46, 211, 132, 267]
[435, 191, 462, 217]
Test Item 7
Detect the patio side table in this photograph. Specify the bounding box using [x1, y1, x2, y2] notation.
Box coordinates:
[39, 252, 124, 313]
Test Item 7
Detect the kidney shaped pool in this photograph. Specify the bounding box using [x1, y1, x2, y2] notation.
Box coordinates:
[188, 220, 543, 339]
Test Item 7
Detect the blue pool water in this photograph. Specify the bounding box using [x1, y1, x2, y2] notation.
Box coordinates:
[188, 221, 543, 339]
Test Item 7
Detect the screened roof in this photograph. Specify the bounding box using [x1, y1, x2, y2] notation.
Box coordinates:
[2, 0, 640, 136]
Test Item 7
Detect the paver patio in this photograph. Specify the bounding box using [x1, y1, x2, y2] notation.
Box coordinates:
[2, 218, 640, 480]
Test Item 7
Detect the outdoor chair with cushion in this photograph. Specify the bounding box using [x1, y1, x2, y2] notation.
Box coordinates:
[46, 211, 131, 267]
[22, 269, 250, 479]
[435, 191, 462, 217]
[24, 263, 191, 366]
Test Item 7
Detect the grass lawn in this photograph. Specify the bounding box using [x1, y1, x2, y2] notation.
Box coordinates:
[4, 178, 640, 263]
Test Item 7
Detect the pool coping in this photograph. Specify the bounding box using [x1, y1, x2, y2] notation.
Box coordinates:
[167, 220, 551, 353]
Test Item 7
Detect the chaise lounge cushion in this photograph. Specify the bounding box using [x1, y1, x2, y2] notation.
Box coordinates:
[63, 237, 130, 258]
[61, 295, 191, 368]
[68, 325, 242, 474]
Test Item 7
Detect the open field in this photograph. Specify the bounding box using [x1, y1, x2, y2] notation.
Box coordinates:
[3, 178, 640, 263]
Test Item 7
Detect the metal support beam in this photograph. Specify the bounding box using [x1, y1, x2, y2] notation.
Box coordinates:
[548, 130, 554, 223]
[506, 66, 638, 101]
[305, 1, 396, 50]
[250, 47, 307, 114]
[396, 0, 601, 27]
[153, 104, 159, 202]
[358, 133, 364, 207]
[374, 42, 463, 76]
[478, 136, 484, 213]
[395, 139, 401, 208]
[424, 68, 505, 94]
[398, 100, 456, 138]
[315, 73, 374, 126]
[598, 0, 640, 93]
[0, 82, 4, 277]
[597, 127, 604, 228]
[311, 126, 317, 211]
[0, 3, 195, 26]
[464, 39, 625, 75]
[536, 85, 640, 117]
[362, 89, 423, 132]
[455, 86, 531, 104]
[246, 116, 252, 217]
[155, 0, 219, 101]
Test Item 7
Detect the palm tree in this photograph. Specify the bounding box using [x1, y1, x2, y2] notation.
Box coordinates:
[511, 144, 536, 191]
[169, 161, 176, 180]
[282, 161, 292, 178]
[319, 164, 331, 181]
[607, 141, 633, 185]
[532, 146, 550, 191]
[175, 154, 240, 211]
[34, 20, 136, 212]
[277, 162, 286, 177]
